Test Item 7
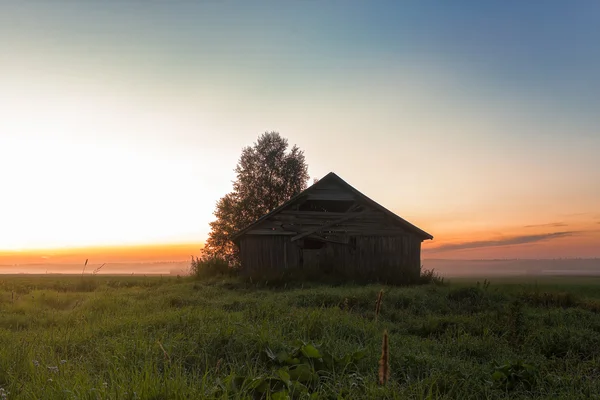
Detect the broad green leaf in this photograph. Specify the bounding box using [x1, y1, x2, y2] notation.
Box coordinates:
[301, 344, 322, 359]
[351, 349, 367, 361]
[276, 351, 291, 363]
[272, 390, 291, 400]
[277, 368, 291, 385]
[248, 377, 269, 393]
[286, 357, 302, 366]
[288, 364, 316, 383]
[492, 371, 505, 381]
[289, 381, 309, 395]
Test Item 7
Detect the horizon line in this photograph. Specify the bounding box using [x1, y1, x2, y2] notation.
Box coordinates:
[2, 257, 600, 267]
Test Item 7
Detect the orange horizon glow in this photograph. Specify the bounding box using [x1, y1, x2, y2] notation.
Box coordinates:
[2, 219, 599, 268]
[0, 242, 204, 266]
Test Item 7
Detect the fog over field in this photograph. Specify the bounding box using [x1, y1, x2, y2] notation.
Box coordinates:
[2, 259, 599, 277]
[424, 258, 600, 277]
[0, 261, 190, 276]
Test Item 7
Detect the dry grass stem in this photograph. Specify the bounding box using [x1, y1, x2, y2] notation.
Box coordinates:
[378, 329, 390, 385]
[157, 341, 171, 364]
[375, 289, 384, 321]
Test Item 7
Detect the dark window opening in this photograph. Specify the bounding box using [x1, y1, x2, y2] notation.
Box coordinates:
[298, 200, 357, 213]
[303, 238, 325, 249]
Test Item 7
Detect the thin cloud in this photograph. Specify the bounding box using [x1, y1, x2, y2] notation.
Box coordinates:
[426, 231, 578, 253]
[524, 222, 568, 228]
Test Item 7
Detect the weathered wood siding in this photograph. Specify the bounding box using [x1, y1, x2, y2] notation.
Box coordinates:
[239, 235, 299, 272]
[239, 233, 422, 281]
[298, 235, 421, 281]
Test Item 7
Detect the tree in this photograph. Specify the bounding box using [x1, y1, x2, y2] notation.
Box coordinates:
[203, 132, 310, 265]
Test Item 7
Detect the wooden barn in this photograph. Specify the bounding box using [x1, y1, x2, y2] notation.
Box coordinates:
[232, 172, 433, 282]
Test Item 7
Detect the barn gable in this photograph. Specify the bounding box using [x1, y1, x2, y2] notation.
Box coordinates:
[232, 172, 433, 242]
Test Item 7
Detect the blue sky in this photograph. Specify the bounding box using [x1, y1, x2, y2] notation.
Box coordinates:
[1, 1, 599, 258]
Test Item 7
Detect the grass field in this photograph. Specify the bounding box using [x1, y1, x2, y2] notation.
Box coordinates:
[1, 275, 600, 399]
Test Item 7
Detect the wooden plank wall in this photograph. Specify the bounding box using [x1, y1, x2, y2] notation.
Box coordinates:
[240, 233, 422, 280]
[239, 235, 300, 272]
[352, 235, 421, 280]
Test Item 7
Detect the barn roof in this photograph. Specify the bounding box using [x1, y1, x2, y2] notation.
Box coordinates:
[231, 172, 434, 242]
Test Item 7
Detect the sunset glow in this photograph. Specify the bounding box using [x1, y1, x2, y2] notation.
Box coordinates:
[1, 2, 599, 269]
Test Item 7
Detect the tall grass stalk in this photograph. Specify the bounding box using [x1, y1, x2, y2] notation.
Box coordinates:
[375, 289, 384, 322]
[378, 329, 390, 385]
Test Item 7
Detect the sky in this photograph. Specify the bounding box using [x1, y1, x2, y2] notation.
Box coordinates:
[1, 1, 599, 266]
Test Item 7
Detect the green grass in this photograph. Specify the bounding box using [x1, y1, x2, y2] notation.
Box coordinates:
[1, 275, 600, 399]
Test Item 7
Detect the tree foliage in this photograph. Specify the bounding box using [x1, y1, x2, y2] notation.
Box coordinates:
[203, 132, 310, 265]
